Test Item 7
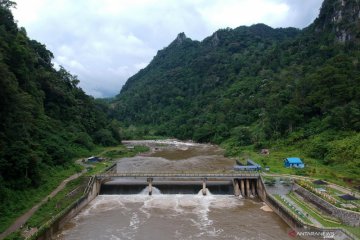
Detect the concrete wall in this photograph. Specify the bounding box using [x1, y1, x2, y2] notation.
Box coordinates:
[35, 177, 102, 240]
[257, 177, 267, 201]
[259, 177, 355, 240]
[294, 184, 360, 227]
[266, 194, 351, 240]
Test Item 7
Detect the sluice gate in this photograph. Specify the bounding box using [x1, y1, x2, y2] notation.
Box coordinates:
[97, 172, 261, 197]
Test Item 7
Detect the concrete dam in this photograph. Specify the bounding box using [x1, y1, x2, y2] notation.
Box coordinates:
[97, 172, 264, 198]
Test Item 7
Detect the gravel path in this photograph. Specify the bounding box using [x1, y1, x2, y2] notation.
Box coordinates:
[0, 166, 86, 239]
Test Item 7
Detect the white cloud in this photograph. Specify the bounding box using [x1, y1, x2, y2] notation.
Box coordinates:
[108, 66, 130, 78]
[58, 45, 74, 57]
[134, 62, 148, 71]
[197, 0, 290, 29]
[69, 60, 86, 71]
[12, 0, 323, 97]
[12, 0, 45, 24]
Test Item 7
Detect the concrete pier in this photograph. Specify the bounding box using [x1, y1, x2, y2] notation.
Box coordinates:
[202, 178, 207, 196]
[246, 179, 250, 197]
[233, 179, 240, 196]
[257, 177, 266, 201]
[147, 178, 153, 196]
[240, 179, 245, 197]
[251, 180, 256, 196]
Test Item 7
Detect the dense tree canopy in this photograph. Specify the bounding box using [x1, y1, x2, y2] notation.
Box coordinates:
[113, 0, 360, 174]
[0, 3, 121, 191]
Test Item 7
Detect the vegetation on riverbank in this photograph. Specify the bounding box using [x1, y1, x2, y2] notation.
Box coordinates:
[288, 192, 341, 227]
[0, 164, 81, 234]
[221, 131, 360, 187]
[26, 177, 87, 230]
[295, 180, 359, 212]
[1, 144, 150, 239]
[85, 145, 150, 175]
[3, 177, 88, 240]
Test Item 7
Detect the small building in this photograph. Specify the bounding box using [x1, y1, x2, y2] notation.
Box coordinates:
[283, 157, 304, 168]
[87, 156, 100, 163]
[234, 159, 261, 171]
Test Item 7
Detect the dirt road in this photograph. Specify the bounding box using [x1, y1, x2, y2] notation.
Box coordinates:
[0, 169, 85, 239]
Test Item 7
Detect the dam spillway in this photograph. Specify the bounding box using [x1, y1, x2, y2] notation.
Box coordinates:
[98, 175, 262, 197]
[100, 180, 234, 195]
[54, 176, 290, 240]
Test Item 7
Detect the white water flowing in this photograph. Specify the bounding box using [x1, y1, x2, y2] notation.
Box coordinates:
[139, 186, 162, 195]
[55, 190, 290, 240]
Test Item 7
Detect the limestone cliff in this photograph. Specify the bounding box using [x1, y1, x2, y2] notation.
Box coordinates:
[313, 0, 360, 43]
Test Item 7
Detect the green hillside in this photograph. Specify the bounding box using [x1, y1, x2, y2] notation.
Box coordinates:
[113, 0, 360, 183]
[0, 0, 122, 229]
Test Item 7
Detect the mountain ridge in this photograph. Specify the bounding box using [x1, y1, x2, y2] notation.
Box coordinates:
[112, 0, 360, 180]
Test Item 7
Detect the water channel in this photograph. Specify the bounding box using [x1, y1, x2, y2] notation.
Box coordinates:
[55, 140, 290, 240]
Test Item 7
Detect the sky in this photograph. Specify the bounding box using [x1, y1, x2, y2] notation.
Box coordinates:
[12, 0, 323, 98]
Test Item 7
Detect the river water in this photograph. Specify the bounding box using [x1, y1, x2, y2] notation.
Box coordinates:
[55, 140, 290, 240]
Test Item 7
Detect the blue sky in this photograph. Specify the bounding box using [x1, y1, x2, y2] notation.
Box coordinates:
[13, 0, 323, 98]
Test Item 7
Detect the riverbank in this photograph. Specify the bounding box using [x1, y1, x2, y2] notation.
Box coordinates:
[221, 141, 360, 189]
[0, 144, 150, 240]
[0, 165, 82, 238]
[262, 176, 360, 239]
[0, 171, 85, 240]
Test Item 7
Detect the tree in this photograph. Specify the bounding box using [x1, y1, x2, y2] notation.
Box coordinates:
[94, 129, 117, 146]
[0, 0, 16, 9]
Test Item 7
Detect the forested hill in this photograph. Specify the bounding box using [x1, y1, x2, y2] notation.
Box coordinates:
[113, 0, 360, 175]
[0, 1, 121, 192]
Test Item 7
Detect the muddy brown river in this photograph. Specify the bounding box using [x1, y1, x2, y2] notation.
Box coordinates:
[55, 140, 290, 240]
